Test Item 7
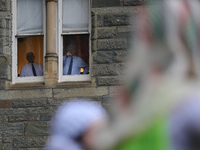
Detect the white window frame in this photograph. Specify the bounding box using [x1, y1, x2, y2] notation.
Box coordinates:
[12, 0, 46, 84]
[57, 0, 91, 83]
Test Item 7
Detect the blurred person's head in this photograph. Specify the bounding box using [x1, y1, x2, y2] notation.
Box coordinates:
[66, 45, 76, 57]
[46, 99, 106, 150]
[26, 52, 35, 63]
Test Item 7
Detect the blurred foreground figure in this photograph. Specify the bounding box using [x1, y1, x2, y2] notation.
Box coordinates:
[90, 0, 200, 150]
[46, 100, 106, 150]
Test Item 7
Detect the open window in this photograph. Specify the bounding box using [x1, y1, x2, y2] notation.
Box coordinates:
[12, 0, 45, 84]
[58, 0, 91, 82]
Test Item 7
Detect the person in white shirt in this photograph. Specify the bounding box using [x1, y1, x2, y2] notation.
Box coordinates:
[20, 52, 43, 77]
[63, 45, 89, 75]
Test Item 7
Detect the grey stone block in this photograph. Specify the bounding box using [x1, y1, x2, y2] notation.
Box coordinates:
[39, 115, 52, 121]
[92, 64, 120, 76]
[104, 14, 131, 26]
[0, 116, 7, 123]
[97, 27, 116, 39]
[0, 56, 7, 65]
[113, 50, 128, 62]
[97, 76, 121, 86]
[77, 96, 102, 102]
[2, 137, 11, 143]
[12, 99, 47, 108]
[0, 89, 52, 100]
[47, 98, 69, 106]
[25, 107, 55, 114]
[2, 130, 23, 137]
[13, 137, 48, 148]
[0, 123, 23, 131]
[97, 38, 127, 50]
[0, 143, 11, 150]
[53, 87, 108, 98]
[0, 80, 5, 90]
[0, 64, 10, 79]
[8, 115, 40, 122]
[24, 122, 50, 136]
[0, 108, 25, 116]
[93, 51, 113, 64]
[0, 29, 9, 37]
[0, 0, 7, 11]
[0, 19, 6, 28]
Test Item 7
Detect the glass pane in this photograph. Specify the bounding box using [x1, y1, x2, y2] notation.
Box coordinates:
[18, 36, 43, 77]
[63, 34, 89, 75]
[62, 0, 89, 32]
[17, 0, 43, 34]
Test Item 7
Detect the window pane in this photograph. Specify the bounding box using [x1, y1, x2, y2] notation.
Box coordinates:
[17, 0, 43, 34]
[18, 36, 43, 77]
[62, 0, 89, 32]
[63, 34, 89, 75]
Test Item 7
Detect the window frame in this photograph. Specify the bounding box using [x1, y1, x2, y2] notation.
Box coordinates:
[57, 0, 91, 83]
[12, 0, 46, 84]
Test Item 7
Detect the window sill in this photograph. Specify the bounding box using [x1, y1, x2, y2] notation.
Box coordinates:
[8, 82, 45, 90]
[6, 80, 94, 90]
[56, 81, 92, 88]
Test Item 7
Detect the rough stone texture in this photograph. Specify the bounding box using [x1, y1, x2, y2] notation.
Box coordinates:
[24, 122, 49, 136]
[0, 123, 23, 131]
[8, 115, 40, 122]
[39, 114, 52, 121]
[12, 99, 47, 108]
[92, 0, 121, 8]
[92, 64, 120, 76]
[104, 14, 131, 26]
[97, 76, 121, 86]
[0, 0, 7, 11]
[0, 80, 6, 90]
[0, 19, 7, 28]
[53, 87, 108, 98]
[0, 108, 25, 115]
[113, 50, 128, 62]
[0, 143, 11, 150]
[93, 51, 113, 64]
[2, 130, 23, 137]
[0, 100, 12, 108]
[13, 137, 48, 148]
[24, 107, 55, 114]
[97, 38, 127, 50]
[2, 137, 11, 143]
[0, 116, 7, 123]
[0, 64, 10, 79]
[0, 89, 52, 100]
[97, 27, 116, 39]
[46, 98, 69, 106]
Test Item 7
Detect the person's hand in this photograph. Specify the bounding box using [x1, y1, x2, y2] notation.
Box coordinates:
[66, 51, 72, 57]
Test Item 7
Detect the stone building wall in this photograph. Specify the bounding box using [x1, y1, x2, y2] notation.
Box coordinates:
[0, 0, 145, 149]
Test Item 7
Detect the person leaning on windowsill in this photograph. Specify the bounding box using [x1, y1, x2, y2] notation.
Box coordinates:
[63, 45, 89, 75]
[20, 52, 43, 77]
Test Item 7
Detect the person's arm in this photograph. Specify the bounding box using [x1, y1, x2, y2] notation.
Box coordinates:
[63, 56, 67, 67]
[20, 66, 25, 77]
[82, 62, 89, 74]
[79, 58, 89, 74]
